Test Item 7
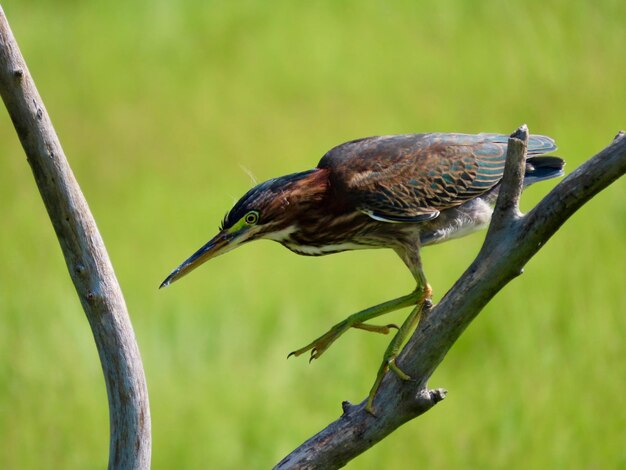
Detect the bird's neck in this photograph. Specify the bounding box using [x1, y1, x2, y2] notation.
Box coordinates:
[266, 169, 378, 255]
[284, 168, 331, 204]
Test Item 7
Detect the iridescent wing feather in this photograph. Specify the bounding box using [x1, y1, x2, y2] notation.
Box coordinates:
[318, 133, 556, 222]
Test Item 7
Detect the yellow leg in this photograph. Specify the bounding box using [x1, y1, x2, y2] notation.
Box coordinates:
[365, 282, 432, 415]
[288, 291, 421, 362]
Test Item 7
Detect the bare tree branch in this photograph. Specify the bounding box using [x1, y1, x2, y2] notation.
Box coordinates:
[488, 123, 528, 232]
[275, 127, 626, 469]
[0, 7, 151, 469]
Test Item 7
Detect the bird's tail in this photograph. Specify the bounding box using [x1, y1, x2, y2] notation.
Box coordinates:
[524, 156, 565, 186]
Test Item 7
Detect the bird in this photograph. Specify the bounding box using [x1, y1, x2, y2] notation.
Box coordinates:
[160, 132, 564, 413]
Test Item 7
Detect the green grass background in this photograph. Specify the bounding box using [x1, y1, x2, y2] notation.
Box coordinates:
[1, 1, 624, 468]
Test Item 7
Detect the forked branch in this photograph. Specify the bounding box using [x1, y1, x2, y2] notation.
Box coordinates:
[0, 7, 150, 469]
[276, 127, 626, 469]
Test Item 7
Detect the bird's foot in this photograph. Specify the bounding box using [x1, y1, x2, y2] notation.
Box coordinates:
[288, 293, 419, 362]
[288, 321, 399, 362]
[365, 354, 411, 415]
[288, 319, 352, 362]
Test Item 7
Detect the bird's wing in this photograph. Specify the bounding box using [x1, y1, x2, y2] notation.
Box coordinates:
[318, 133, 556, 223]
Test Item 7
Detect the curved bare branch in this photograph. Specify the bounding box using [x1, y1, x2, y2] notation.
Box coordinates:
[0, 7, 151, 469]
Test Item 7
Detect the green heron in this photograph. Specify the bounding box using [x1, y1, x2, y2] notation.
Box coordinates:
[161, 133, 564, 413]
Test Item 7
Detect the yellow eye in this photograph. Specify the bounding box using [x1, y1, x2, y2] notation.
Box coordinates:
[244, 211, 259, 225]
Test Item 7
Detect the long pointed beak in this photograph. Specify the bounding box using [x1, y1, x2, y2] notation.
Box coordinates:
[160, 230, 239, 288]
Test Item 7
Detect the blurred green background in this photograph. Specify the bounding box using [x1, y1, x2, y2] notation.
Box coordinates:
[0, 0, 624, 468]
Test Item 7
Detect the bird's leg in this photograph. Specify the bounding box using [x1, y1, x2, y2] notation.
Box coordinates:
[288, 291, 422, 362]
[365, 247, 432, 414]
[365, 286, 431, 414]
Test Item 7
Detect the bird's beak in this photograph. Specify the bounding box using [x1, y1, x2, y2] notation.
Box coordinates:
[160, 229, 244, 288]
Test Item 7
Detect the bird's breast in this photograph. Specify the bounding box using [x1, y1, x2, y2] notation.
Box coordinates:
[281, 241, 374, 257]
[264, 212, 389, 256]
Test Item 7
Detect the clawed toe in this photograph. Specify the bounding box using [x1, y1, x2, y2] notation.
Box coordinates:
[387, 357, 411, 380]
[288, 325, 348, 362]
[353, 322, 399, 334]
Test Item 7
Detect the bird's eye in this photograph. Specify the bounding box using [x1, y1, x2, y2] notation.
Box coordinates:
[244, 211, 259, 225]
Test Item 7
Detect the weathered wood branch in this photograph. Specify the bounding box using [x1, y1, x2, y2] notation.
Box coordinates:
[275, 127, 626, 469]
[0, 7, 151, 469]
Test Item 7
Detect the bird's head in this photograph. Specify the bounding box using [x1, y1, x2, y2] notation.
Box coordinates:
[160, 168, 328, 288]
